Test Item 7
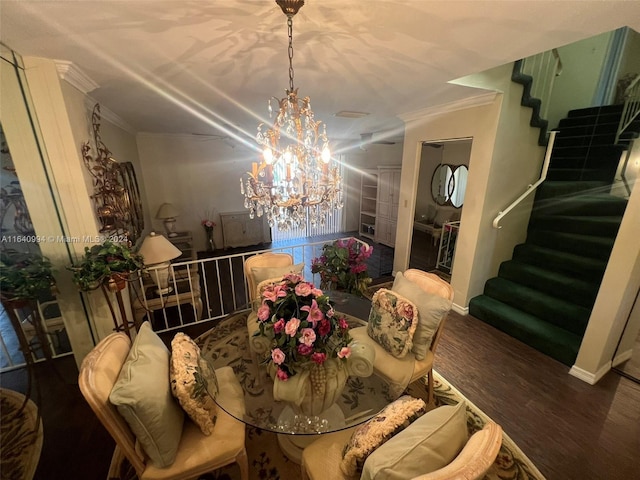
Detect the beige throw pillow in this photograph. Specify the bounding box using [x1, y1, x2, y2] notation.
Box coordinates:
[392, 272, 452, 360]
[340, 395, 427, 477]
[367, 289, 419, 359]
[251, 262, 304, 285]
[109, 322, 184, 468]
[170, 333, 219, 435]
[361, 401, 468, 480]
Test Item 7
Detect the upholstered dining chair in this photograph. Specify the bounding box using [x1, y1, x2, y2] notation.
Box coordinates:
[243, 252, 298, 360]
[300, 421, 503, 480]
[350, 268, 454, 405]
[78, 332, 249, 480]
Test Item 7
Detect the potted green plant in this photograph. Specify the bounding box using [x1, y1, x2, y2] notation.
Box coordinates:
[0, 250, 56, 303]
[311, 237, 373, 297]
[69, 240, 144, 292]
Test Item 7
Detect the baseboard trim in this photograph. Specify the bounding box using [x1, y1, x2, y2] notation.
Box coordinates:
[569, 362, 612, 385]
[612, 349, 633, 367]
[452, 303, 469, 315]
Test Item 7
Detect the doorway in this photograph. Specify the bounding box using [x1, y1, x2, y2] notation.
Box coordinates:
[409, 139, 471, 276]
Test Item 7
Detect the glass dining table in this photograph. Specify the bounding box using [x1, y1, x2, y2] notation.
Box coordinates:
[196, 291, 410, 462]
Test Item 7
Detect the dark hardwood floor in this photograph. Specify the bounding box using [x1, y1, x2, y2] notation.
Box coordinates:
[2, 309, 639, 479]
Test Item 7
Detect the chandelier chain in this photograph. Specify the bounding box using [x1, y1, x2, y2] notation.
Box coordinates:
[287, 16, 295, 92]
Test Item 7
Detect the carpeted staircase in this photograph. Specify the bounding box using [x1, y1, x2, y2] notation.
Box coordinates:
[470, 104, 637, 366]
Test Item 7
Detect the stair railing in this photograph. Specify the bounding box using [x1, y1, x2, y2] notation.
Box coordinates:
[615, 74, 640, 144]
[493, 131, 557, 229]
[521, 48, 563, 120]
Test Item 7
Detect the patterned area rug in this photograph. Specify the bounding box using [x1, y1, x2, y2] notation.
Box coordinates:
[193, 312, 545, 480]
[0, 388, 43, 480]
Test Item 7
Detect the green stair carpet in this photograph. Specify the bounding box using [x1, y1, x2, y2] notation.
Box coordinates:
[470, 104, 633, 366]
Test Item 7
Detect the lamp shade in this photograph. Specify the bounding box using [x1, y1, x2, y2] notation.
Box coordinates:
[155, 203, 180, 219]
[138, 232, 182, 265]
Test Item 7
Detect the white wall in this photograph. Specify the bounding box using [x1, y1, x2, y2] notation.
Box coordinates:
[398, 63, 546, 312]
[546, 31, 614, 129]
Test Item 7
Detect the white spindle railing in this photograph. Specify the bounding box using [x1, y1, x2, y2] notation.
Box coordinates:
[521, 48, 563, 120]
[493, 131, 557, 229]
[132, 237, 368, 334]
[615, 74, 640, 144]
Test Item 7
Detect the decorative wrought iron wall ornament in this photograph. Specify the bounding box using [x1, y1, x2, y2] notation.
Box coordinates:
[81, 104, 144, 244]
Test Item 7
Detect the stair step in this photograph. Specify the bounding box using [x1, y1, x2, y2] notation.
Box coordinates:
[566, 104, 624, 117]
[526, 230, 615, 261]
[554, 133, 617, 148]
[528, 214, 623, 237]
[536, 181, 610, 198]
[555, 122, 620, 138]
[499, 260, 599, 309]
[532, 193, 628, 216]
[513, 243, 607, 280]
[484, 277, 590, 335]
[558, 112, 623, 128]
[546, 168, 614, 182]
[551, 144, 626, 165]
[469, 295, 581, 366]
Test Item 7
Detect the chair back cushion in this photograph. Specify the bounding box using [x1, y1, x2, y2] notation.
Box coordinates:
[79, 333, 148, 474]
[243, 253, 295, 303]
[340, 395, 427, 477]
[367, 289, 419, 358]
[392, 272, 453, 360]
[170, 333, 219, 435]
[109, 322, 184, 468]
[360, 401, 468, 480]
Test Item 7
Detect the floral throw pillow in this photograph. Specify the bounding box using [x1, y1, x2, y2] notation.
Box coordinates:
[170, 333, 219, 435]
[340, 395, 427, 477]
[367, 288, 419, 358]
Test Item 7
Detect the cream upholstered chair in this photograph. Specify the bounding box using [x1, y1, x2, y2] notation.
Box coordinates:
[78, 332, 249, 480]
[300, 421, 502, 480]
[350, 269, 454, 405]
[244, 252, 295, 358]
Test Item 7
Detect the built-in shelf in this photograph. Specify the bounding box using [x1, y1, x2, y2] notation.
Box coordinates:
[359, 170, 379, 241]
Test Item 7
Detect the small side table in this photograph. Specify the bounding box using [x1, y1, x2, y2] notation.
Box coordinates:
[167, 231, 195, 261]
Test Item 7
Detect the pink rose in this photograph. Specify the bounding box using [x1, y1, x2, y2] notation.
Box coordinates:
[257, 304, 271, 322]
[271, 348, 285, 365]
[311, 352, 326, 364]
[295, 282, 313, 297]
[297, 344, 313, 356]
[299, 327, 317, 346]
[285, 317, 301, 337]
[312, 288, 324, 297]
[273, 318, 285, 333]
[326, 306, 335, 318]
[338, 346, 351, 359]
[338, 317, 349, 330]
[276, 368, 289, 381]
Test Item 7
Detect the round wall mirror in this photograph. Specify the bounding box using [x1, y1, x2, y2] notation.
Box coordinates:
[431, 164, 468, 208]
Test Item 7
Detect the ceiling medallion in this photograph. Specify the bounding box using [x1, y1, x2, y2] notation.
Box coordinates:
[240, 0, 343, 231]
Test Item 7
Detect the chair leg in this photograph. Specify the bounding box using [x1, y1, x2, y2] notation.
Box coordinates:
[426, 369, 435, 407]
[237, 448, 250, 480]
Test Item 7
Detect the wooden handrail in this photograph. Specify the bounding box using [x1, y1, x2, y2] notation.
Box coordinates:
[493, 131, 557, 229]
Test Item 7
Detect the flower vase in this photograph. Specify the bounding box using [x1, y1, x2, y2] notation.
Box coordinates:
[273, 360, 348, 417]
[205, 228, 216, 251]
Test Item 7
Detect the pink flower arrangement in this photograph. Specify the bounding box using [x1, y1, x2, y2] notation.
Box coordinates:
[256, 273, 352, 380]
[311, 237, 373, 297]
[201, 219, 216, 231]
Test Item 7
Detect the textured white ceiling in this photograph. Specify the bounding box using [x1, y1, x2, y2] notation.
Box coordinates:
[2, 1, 640, 144]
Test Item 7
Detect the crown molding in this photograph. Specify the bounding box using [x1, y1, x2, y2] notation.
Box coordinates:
[81, 96, 134, 135]
[54, 60, 99, 94]
[399, 91, 498, 124]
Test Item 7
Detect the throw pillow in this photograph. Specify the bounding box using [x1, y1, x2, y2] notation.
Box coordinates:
[340, 395, 427, 477]
[361, 401, 468, 480]
[109, 322, 184, 468]
[251, 262, 304, 285]
[170, 333, 219, 435]
[367, 289, 418, 358]
[392, 272, 452, 360]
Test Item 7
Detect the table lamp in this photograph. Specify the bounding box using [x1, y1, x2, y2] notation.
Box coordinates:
[138, 231, 182, 294]
[156, 203, 180, 237]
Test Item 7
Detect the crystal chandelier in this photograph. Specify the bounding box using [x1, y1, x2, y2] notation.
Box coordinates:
[240, 0, 343, 230]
